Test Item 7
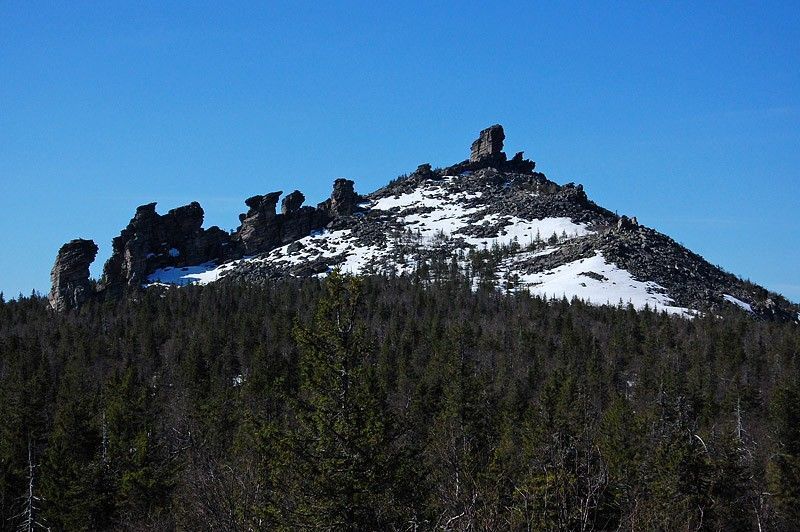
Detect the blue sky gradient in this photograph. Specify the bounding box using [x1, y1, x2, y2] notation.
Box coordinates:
[1, 1, 798, 301]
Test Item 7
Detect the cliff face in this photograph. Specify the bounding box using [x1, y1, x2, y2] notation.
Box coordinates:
[99, 201, 232, 293]
[49, 239, 98, 311]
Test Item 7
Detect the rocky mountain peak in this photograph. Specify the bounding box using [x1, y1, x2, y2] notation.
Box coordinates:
[47, 125, 799, 322]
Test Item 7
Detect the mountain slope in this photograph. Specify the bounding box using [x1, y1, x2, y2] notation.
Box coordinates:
[51, 125, 800, 321]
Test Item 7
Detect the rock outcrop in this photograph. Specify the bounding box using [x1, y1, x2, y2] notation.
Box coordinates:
[617, 215, 639, 231]
[414, 163, 435, 180]
[235, 192, 283, 253]
[49, 239, 98, 311]
[235, 188, 338, 251]
[96, 177, 363, 289]
[282, 206, 321, 243]
[281, 190, 305, 215]
[101, 201, 231, 291]
[470, 124, 506, 163]
[443, 124, 535, 175]
[329, 178, 359, 217]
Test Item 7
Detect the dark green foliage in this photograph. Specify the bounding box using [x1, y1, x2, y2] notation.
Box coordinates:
[0, 275, 798, 530]
[281, 272, 409, 528]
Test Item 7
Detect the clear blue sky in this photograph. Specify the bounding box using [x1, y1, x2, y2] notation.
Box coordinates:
[1, 1, 798, 301]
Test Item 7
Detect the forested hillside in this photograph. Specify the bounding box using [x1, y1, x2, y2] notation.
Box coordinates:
[1, 272, 799, 530]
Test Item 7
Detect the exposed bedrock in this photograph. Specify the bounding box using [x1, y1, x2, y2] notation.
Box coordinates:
[470, 124, 506, 163]
[329, 178, 359, 217]
[49, 239, 98, 311]
[442, 124, 535, 175]
[91, 177, 365, 294]
[235, 192, 283, 253]
[101, 201, 231, 292]
[281, 190, 305, 215]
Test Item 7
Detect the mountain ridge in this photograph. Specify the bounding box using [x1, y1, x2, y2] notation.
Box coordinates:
[49, 125, 800, 322]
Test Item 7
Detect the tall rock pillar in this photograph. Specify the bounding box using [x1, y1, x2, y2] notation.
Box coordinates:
[49, 239, 98, 311]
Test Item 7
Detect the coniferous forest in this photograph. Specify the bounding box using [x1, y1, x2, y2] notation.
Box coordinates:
[1, 272, 799, 531]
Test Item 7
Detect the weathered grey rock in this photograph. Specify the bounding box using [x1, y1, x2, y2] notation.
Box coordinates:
[470, 124, 506, 163]
[329, 178, 359, 217]
[243, 192, 281, 219]
[102, 203, 159, 290]
[617, 215, 639, 231]
[102, 201, 234, 290]
[282, 206, 323, 243]
[281, 190, 305, 215]
[164, 202, 204, 238]
[506, 151, 536, 174]
[193, 226, 236, 262]
[414, 163, 435, 179]
[49, 239, 98, 311]
[287, 240, 305, 254]
[235, 192, 283, 253]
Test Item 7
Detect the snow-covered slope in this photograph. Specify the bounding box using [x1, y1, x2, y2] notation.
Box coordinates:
[144, 170, 730, 318]
[134, 128, 800, 323]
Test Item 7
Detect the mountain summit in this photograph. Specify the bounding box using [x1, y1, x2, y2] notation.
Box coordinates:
[50, 125, 799, 321]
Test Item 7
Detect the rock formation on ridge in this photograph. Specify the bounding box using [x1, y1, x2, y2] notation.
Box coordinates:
[281, 190, 305, 215]
[49, 239, 98, 311]
[470, 124, 506, 163]
[99, 201, 231, 292]
[328, 178, 359, 217]
[235, 192, 283, 254]
[47, 124, 799, 322]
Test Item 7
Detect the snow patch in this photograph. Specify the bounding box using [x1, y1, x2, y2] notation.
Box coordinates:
[462, 215, 589, 248]
[517, 251, 692, 316]
[147, 259, 246, 286]
[723, 294, 753, 313]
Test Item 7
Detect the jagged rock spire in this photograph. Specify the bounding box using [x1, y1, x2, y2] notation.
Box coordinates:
[329, 179, 358, 217]
[49, 239, 98, 311]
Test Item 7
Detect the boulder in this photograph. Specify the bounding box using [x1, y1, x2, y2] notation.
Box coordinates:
[617, 215, 639, 231]
[49, 239, 98, 311]
[414, 163, 435, 179]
